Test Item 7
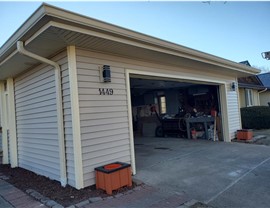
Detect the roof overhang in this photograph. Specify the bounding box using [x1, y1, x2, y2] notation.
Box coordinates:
[0, 3, 261, 80]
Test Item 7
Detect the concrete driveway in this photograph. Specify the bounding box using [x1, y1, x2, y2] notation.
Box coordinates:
[133, 137, 270, 208]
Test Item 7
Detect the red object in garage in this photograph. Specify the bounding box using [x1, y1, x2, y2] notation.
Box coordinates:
[95, 162, 132, 195]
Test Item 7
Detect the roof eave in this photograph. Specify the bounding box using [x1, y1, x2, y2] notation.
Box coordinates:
[0, 3, 261, 76]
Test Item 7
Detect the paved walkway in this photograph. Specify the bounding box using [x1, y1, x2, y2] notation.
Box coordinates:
[0, 179, 46, 208]
[83, 185, 190, 208]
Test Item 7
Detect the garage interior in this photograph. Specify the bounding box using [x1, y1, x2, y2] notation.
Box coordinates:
[130, 75, 223, 142]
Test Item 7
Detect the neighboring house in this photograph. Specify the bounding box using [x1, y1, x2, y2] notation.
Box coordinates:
[257, 72, 270, 106]
[238, 75, 265, 107]
[0, 4, 260, 189]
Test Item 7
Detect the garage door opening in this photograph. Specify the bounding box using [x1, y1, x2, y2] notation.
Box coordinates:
[130, 75, 224, 142]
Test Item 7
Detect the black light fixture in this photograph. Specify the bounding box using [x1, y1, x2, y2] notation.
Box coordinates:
[231, 82, 236, 91]
[103, 65, 111, 82]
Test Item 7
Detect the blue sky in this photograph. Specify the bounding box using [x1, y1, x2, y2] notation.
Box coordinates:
[0, 1, 270, 72]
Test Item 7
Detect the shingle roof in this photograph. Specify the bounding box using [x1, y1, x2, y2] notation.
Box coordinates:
[257, 73, 270, 88]
[239, 60, 251, 66]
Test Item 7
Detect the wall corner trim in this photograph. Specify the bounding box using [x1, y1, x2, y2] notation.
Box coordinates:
[7, 78, 18, 167]
[67, 45, 84, 189]
[0, 82, 9, 164]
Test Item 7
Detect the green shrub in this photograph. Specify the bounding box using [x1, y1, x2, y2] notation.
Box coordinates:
[241, 106, 270, 129]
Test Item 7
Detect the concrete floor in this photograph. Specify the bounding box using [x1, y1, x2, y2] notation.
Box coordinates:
[133, 137, 270, 207]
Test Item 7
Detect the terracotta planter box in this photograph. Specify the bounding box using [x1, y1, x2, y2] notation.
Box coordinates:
[95, 162, 132, 195]
[237, 129, 253, 140]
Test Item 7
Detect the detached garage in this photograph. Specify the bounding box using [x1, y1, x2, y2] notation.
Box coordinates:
[0, 4, 260, 189]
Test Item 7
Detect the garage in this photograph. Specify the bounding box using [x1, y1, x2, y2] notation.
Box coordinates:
[130, 75, 223, 141]
[0, 4, 260, 189]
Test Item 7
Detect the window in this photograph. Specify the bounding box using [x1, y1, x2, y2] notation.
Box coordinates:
[245, 89, 253, 107]
[159, 96, 167, 114]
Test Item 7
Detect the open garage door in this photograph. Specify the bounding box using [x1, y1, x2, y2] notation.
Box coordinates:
[130, 75, 223, 142]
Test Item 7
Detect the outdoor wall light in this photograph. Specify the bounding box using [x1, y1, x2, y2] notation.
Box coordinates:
[231, 82, 236, 91]
[103, 65, 111, 82]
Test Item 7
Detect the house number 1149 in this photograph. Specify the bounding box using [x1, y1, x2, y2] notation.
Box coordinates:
[99, 88, 114, 95]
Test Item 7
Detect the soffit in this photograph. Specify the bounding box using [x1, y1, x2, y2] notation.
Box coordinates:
[0, 24, 260, 80]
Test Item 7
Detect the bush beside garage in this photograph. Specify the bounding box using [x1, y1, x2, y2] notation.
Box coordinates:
[241, 106, 270, 129]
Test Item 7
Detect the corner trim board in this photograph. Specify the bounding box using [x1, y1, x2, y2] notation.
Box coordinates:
[7, 78, 18, 167]
[67, 45, 84, 189]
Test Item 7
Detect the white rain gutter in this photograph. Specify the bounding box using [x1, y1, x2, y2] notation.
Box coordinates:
[258, 88, 268, 94]
[17, 41, 67, 187]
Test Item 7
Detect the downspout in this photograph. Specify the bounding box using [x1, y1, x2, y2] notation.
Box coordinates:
[258, 88, 268, 94]
[17, 41, 67, 187]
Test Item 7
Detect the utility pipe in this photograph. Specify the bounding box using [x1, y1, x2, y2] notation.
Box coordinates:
[258, 88, 268, 94]
[17, 41, 67, 187]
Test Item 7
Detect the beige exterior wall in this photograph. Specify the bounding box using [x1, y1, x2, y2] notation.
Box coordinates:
[76, 48, 241, 187]
[238, 88, 260, 107]
[260, 91, 270, 106]
[14, 51, 75, 186]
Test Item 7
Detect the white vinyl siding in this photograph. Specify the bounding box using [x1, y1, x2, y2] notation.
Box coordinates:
[76, 49, 130, 187]
[227, 84, 241, 140]
[75, 49, 243, 186]
[15, 62, 60, 180]
[15, 51, 75, 185]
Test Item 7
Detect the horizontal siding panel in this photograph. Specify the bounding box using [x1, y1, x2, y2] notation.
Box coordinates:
[20, 159, 59, 176]
[15, 76, 55, 95]
[18, 146, 59, 158]
[15, 79, 55, 99]
[17, 122, 58, 129]
[80, 100, 127, 107]
[15, 93, 56, 108]
[81, 122, 128, 134]
[16, 99, 56, 111]
[62, 83, 70, 90]
[79, 95, 127, 101]
[15, 65, 53, 85]
[16, 105, 57, 116]
[16, 116, 57, 124]
[19, 151, 60, 164]
[17, 128, 58, 134]
[16, 111, 57, 121]
[80, 112, 128, 120]
[82, 139, 129, 154]
[83, 145, 130, 161]
[18, 137, 58, 145]
[81, 128, 129, 140]
[82, 133, 129, 147]
[81, 117, 128, 127]
[78, 82, 126, 89]
[16, 88, 55, 104]
[80, 106, 128, 114]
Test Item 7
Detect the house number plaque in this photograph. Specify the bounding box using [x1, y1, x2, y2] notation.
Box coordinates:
[99, 88, 114, 95]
